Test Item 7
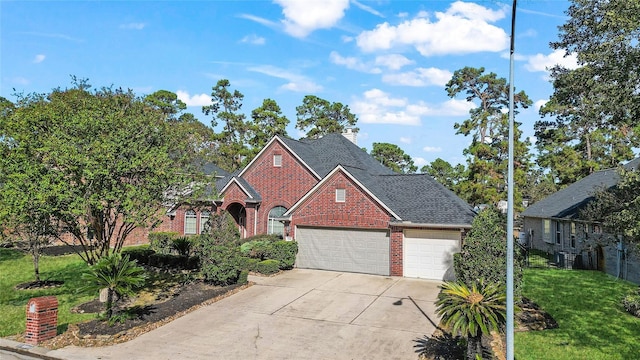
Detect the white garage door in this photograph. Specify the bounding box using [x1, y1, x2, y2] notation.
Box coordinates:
[403, 229, 460, 280]
[296, 227, 390, 276]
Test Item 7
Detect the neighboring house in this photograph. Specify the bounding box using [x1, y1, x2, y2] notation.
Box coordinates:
[521, 158, 640, 284]
[160, 132, 475, 280]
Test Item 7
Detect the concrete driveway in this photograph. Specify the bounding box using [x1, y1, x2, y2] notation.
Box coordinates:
[48, 269, 442, 360]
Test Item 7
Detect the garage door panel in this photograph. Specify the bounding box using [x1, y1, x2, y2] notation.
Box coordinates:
[296, 227, 390, 276]
[403, 230, 460, 280]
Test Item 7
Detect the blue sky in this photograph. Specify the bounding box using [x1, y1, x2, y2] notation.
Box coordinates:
[1, 0, 577, 167]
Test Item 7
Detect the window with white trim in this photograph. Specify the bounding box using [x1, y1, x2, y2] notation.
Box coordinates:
[199, 211, 210, 234]
[273, 154, 282, 167]
[267, 206, 287, 236]
[555, 221, 563, 245]
[185, 210, 197, 235]
[542, 219, 552, 243]
[335, 188, 346, 202]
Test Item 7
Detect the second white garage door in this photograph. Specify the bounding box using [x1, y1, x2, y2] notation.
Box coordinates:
[403, 229, 460, 280]
[295, 227, 390, 276]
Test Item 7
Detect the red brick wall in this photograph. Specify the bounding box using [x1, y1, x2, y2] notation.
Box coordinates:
[241, 140, 318, 235]
[389, 226, 404, 276]
[290, 170, 391, 234]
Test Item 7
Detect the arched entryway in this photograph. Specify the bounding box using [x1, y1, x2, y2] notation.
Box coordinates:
[226, 203, 247, 238]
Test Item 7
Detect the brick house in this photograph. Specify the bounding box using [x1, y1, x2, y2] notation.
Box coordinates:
[161, 132, 475, 280]
[521, 158, 639, 284]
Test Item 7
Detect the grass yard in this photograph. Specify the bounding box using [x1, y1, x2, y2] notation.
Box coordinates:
[515, 268, 640, 360]
[0, 248, 95, 337]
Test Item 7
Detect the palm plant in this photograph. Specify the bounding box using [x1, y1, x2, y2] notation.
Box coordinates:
[81, 253, 146, 319]
[436, 281, 507, 360]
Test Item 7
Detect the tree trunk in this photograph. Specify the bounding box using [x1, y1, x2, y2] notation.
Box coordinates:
[467, 334, 483, 360]
[105, 288, 114, 319]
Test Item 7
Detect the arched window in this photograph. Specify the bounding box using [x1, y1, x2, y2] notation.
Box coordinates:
[267, 206, 287, 237]
[185, 210, 197, 235]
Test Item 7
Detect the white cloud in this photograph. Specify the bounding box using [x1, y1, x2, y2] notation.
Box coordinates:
[248, 65, 323, 92]
[374, 54, 414, 70]
[275, 0, 349, 38]
[423, 146, 443, 153]
[120, 22, 145, 30]
[382, 67, 452, 87]
[356, 1, 508, 56]
[351, 0, 384, 17]
[351, 88, 474, 126]
[414, 157, 428, 167]
[534, 99, 549, 111]
[176, 90, 211, 107]
[238, 14, 279, 28]
[33, 54, 46, 63]
[526, 49, 579, 72]
[329, 51, 381, 74]
[400, 137, 411, 144]
[241, 34, 266, 45]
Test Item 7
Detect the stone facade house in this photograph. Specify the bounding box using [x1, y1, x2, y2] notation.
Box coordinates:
[521, 158, 640, 284]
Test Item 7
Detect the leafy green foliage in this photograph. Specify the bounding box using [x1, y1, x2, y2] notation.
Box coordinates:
[201, 211, 241, 246]
[436, 280, 506, 360]
[265, 241, 298, 270]
[581, 167, 640, 241]
[247, 98, 289, 161]
[81, 253, 146, 319]
[144, 90, 187, 121]
[421, 158, 467, 192]
[0, 81, 202, 266]
[121, 246, 155, 265]
[445, 67, 532, 210]
[295, 95, 358, 139]
[255, 259, 281, 275]
[454, 208, 523, 299]
[149, 232, 180, 255]
[239, 240, 272, 260]
[172, 236, 193, 257]
[198, 244, 243, 285]
[370, 142, 417, 173]
[202, 79, 249, 171]
[622, 288, 640, 318]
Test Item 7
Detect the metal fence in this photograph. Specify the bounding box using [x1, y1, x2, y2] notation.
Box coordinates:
[520, 245, 600, 270]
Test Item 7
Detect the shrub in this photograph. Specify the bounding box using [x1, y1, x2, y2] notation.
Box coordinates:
[197, 242, 243, 285]
[239, 256, 259, 272]
[454, 207, 523, 299]
[202, 211, 240, 246]
[147, 253, 199, 270]
[122, 246, 155, 265]
[149, 232, 179, 254]
[622, 289, 640, 317]
[240, 240, 271, 260]
[265, 241, 298, 270]
[172, 236, 193, 257]
[256, 259, 280, 275]
[234, 234, 281, 247]
[238, 270, 249, 285]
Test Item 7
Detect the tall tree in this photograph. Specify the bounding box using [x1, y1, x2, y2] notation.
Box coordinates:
[445, 67, 532, 209]
[246, 98, 289, 161]
[371, 142, 416, 174]
[144, 90, 187, 121]
[421, 158, 466, 192]
[203, 79, 249, 171]
[0, 81, 199, 265]
[295, 95, 358, 139]
[535, 0, 640, 186]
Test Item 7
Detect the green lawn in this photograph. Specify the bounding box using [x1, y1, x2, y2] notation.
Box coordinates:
[0, 248, 95, 337]
[515, 268, 640, 360]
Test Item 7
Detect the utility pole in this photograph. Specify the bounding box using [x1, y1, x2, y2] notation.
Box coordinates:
[506, 0, 517, 359]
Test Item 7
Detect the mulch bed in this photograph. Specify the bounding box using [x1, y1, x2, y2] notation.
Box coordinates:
[12, 281, 252, 349]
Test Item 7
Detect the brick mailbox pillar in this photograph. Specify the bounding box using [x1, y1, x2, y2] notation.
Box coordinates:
[25, 296, 58, 344]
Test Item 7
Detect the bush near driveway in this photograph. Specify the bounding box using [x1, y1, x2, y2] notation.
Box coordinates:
[256, 259, 280, 275]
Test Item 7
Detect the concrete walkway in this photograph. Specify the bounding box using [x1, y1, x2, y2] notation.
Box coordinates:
[12, 269, 443, 360]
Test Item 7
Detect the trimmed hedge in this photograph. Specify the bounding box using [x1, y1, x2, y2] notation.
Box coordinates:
[198, 244, 243, 285]
[265, 241, 298, 270]
[240, 240, 271, 260]
[256, 259, 280, 275]
[122, 246, 154, 265]
[148, 253, 199, 270]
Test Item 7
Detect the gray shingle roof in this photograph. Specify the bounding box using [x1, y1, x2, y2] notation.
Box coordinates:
[346, 168, 475, 225]
[521, 158, 640, 219]
[279, 134, 395, 178]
